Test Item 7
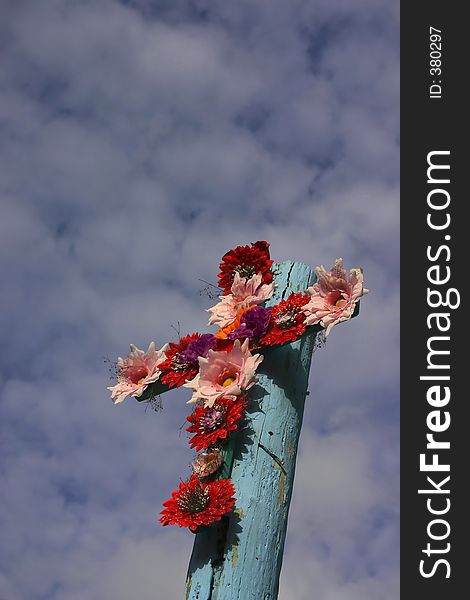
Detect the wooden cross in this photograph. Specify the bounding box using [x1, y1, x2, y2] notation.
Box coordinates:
[136, 259, 359, 600]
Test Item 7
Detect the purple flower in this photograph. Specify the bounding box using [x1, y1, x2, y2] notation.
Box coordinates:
[228, 306, 272, 341]
[201, 407, 225, 431]
[180, 334, 217, 367]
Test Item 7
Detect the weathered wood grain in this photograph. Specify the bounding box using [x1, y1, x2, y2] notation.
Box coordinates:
[185, 261, 318, 600]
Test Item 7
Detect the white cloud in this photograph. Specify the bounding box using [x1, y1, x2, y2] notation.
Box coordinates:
[1, 0, 398, 598]
[98, 534, 189, 600]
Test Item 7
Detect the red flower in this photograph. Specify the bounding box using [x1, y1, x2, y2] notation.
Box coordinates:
[218, 241, 273, 294]
[158, 333, 200, 388]
[159, 475, 236, 531]
[186, 395, 248, 451]
[214, 338, 235, 353]
[260, 292, 310, 346]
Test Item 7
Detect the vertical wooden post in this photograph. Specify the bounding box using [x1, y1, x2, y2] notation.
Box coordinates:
[185, 261, 317, 600]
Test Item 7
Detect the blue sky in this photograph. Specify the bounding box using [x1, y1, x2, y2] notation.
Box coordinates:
[0, 1, 399, 599]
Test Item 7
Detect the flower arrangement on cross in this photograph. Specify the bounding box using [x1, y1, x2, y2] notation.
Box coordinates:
[107, 242, 368, 531]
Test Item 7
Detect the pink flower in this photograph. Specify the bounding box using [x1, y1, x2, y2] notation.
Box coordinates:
[302, 259, 368, 336]
[184, 339, 263, 407]
[108, 342, 168, 404]
[207, 273, 274, 329]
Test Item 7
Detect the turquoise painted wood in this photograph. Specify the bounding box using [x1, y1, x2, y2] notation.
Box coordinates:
[184, 261, 318, 600]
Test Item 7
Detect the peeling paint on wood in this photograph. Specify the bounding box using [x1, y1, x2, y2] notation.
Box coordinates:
[233, 508, 245, 519]
[185, 576, 192, 600]
[273, 461, 287, 510]
[231, 546, 239, 570]
[287, 443, 295, 460]
[184, 261, 318, 600]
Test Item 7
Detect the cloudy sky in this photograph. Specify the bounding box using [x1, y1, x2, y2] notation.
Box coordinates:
[0, 1, 399, 599]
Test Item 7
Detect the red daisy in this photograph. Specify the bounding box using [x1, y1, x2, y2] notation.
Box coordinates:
[158, 333, 201, 388]
[159, 475, 236, 531]
[214, 337, 235, 353]
[260, 292, 311, 346]
[186, 395, 248, 451]
[218, 241, 273, 294]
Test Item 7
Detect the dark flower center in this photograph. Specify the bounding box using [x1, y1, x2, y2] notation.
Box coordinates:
[201, 407, 225, 431]
[234, 264, 257, 279]
[178, 487, 209, 513]
[172, 354, 191, 371]
[274, 307, 298, 329]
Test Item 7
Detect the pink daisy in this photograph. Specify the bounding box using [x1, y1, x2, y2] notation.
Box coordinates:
[207, 272, 274, 330]
[107, 342, 167, 404]
[184, 339, 263, 407]
[302, 259, 368, 335]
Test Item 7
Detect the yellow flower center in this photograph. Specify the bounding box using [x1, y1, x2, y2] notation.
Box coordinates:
[222, 377, 235, 387]
[328, 290, 344, 308]
[129, 366, 148, 384]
